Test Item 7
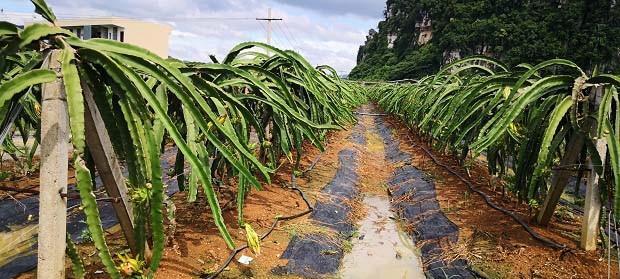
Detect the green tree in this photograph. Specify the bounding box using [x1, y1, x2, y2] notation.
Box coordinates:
[350, 0, 620, 80]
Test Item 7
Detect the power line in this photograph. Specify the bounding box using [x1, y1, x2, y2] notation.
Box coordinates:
[0, 11, 255, 22]
[0, 11, 42, 19]
[139, 17, 254, 21]
[3, 9, 289, 49]
[257, 20, 282, 48]
[60, 16, 255, 21]
[282, 21, 304, 51]
[275, 21, 298, 52]
[2, 9, 351, 74]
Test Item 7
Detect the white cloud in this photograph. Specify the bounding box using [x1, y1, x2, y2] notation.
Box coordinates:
[8, 0, 382, 73]
[0, 12, 43, 25]
[272, 0, 385, 18]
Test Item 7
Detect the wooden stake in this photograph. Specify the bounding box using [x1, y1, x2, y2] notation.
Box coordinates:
[82, 81, 137, 254]
[38, 50, 68, 279]
[581, 85, 606, 251]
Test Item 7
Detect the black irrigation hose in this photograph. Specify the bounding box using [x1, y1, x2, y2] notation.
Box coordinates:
[385, 118, 567, 250]
[0, 185, 40, 195]
[204, 173, 314, 279]
[0, 185, 119, 211]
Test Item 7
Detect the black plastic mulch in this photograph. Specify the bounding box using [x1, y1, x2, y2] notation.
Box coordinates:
[0, 148, 180, 278]
[275, 123, 366, 278]
[374, 116, 476, 279]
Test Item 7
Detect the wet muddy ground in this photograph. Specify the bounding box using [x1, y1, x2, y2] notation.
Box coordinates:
[339, 195, 424, 279]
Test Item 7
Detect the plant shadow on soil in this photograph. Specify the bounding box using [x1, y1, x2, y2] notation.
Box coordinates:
[379, 107, 620, 279]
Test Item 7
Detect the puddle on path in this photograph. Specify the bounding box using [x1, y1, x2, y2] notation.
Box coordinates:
[339, 195, 425, 279]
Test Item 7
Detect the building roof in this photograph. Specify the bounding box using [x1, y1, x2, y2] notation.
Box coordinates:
[0, 12, 171, 32]
[54, 17, 172, 32]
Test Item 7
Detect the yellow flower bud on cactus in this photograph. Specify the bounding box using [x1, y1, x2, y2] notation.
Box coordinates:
[245, 224, 261, 255]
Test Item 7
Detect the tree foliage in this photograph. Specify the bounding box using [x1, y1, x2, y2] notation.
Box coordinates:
[350, 0, 620, 80]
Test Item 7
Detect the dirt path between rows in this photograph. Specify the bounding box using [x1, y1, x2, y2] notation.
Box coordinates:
[274, 105, 429, 278]
[155, 104, 620, 278]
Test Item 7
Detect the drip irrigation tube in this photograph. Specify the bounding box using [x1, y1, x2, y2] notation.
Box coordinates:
[204, 173, 314, 279]
[0, 185, 40, 195]
[386, 119, 567, 250]
[0, 185, 116, 202]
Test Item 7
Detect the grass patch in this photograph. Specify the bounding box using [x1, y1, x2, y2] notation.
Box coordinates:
[281, 219, 338, 241]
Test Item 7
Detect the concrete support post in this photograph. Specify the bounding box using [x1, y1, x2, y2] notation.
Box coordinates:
[83, 25, 92, 39]
[581, 85, 606, 251]
[37, 50, 69, 279]
[581, 140, 605, 250]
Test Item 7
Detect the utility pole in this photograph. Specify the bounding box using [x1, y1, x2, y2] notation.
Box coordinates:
[256, 8, 282, 50]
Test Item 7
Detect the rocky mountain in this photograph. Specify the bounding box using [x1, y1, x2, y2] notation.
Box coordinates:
[350, 0, 620, 81]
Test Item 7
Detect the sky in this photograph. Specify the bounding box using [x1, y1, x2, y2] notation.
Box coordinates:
[0, 0, 385, 74]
